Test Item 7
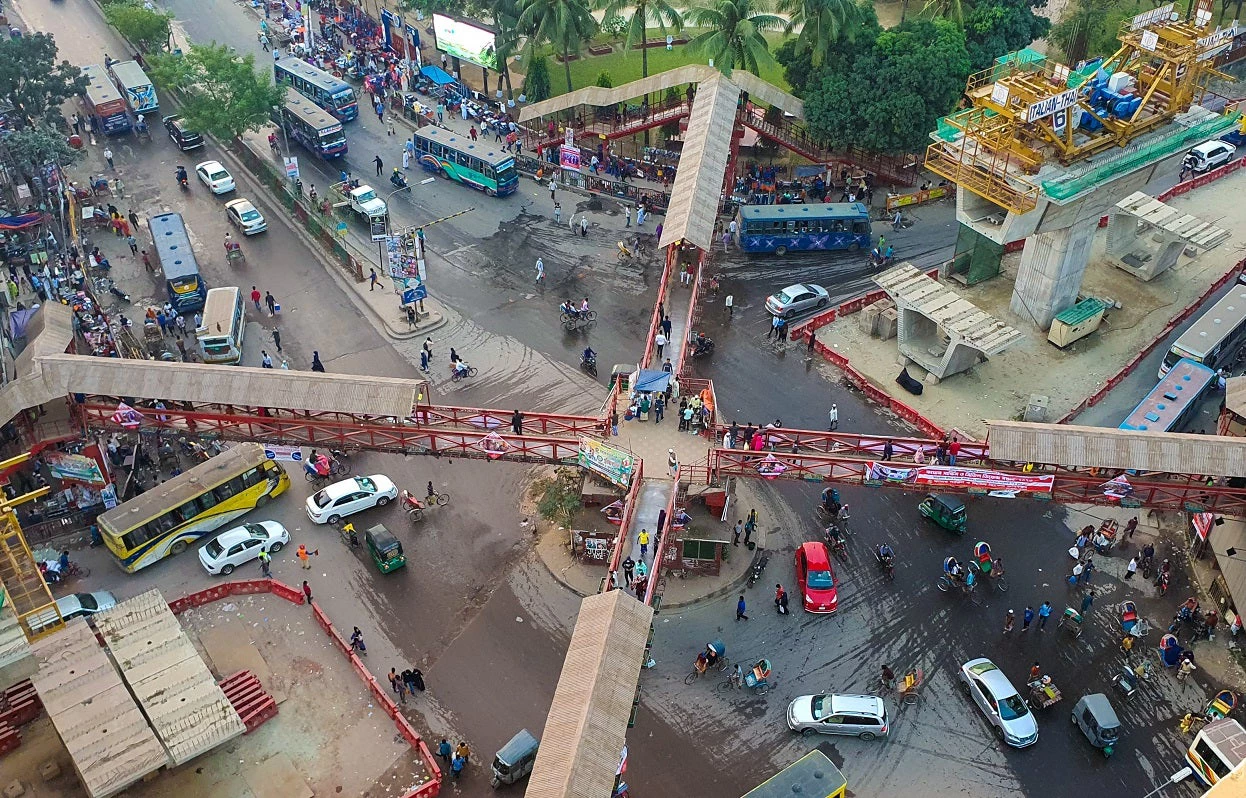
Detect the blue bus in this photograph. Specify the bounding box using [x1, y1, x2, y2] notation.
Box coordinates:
[274, 58, 359, 122]
[148, 213, 207, 313]
[80, 64, 131, 136]
[277, 88, 347, 159]
[1120, 358, 1216, 433]
[735, 203, 872, 255]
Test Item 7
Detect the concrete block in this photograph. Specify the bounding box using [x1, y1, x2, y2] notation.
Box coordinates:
[37, 762, 59, 782]
[1024, 394, 1049, 423]
[859, 304, 881, 337]
[3, 781, 23, 798]
[876, 308, 898, 340]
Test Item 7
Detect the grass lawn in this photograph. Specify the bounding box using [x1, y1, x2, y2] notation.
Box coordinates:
[534, 29, 793, 97]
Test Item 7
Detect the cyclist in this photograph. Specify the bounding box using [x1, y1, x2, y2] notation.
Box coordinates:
[560, 299, 575, 317]
[453, 360, 471, 379]
[579, 297, 590, 316]
[426, 481, 436, 502]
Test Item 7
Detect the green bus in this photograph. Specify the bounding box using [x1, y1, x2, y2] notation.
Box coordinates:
[413, 125, 518, 196]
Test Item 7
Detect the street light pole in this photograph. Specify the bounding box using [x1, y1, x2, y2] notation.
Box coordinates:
[1139, 767, 1194, 798]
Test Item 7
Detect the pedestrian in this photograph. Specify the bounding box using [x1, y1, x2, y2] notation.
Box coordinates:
[469, 126, 477, 141]
[456, 742, 471, 763]
[1126, 556, 1138, 579]
[251, 285, 262, 312]
[104, 147, 115, 169]
[1125, 516, 1139, 538]
[420, 349, 428, 372]
[638, 529, 649, 559]
[892, 209, 903, 232]
[311, 351, 326, 372]
[374, 154, 383, 176]
[776, 318, 787, 342]
[662, 357, 673, 373]
[369, 268, 381, 291]
[126, 234, 138, 254]
[655, 331, 667, 358]
[579, 216, 588, 237]
[70, 112, 80, 134]
[661, 315, 672, 338]
[297, 543, 311, 569]
[1037, 601, 1052, 630]
[272, 328, 282, 352]
[554, 202, 561, 223]
[725, 294, 734, 317]
[142, 250, 153, 273]
[622, 556, 634, 584]
[828, 404, 838, 430]
[654, 394, 665, 423]
[736, 595, 748, 621]
[302, 580, 312, 602]
[1120, 634, 1135, 661]
[535, 258, 545, 283]
[611, 410, 619, 436]
[1003, 609, 1015, 634]
[261, 350, 273, 368]
[265, 291, 276, 315]
[1177, 658, 1196, 682]
[947, 436, 961, 467]
[744, 512, 756, 547]
[410, 668, 425, 691]
[1029, 662, 1041, 682]
[423, 337, 433, 363]
[1081, 589, 1095, 615]
[882, 439, 894, 461]
[436, 101, 445, 124]
[1021, 605, 1035, 631]
[625, 204, 632, 228]
[733, 520, 743, 546]
[548, 178, 556, 202]
[768, 315, 781, 339]
[511, 410, 524, 435]
[450, 755, 465, 779]
[1070, 561, 1084, 585]
[258, 549, 271, 577]
[389, 668, 405, 702]
[437, 739, 452, 764]
[667, 448, 678, 477]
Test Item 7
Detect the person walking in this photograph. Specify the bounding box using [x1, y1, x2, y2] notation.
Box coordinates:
[261, 351, 273, 369]
[312, 351, 325, 372]
[265, 291, 276, 315]
[553, 202, 561, 223]
[419, 349, 429, 372]
[258, 549, 271, 578]
[733, 520, 743, 546]
[302, 580, 313, 602]
[272, 328, 282, 352]
[251, 286, 262, 312]
[892, 209, 903, 232]
[369, 268, 381, 291]
[70, 112, 81, 134]
[374, 155, 383, 176]
[1081, 589, 1095, 615]
[1029, 662, 1041, 682]
[725, 294, 734, 317]
[410, 668, 425, 692]
[450, 755, 465, 780]
[638, 529, 650, 560]
[655, 331, 668, 358]
[828, 404, 838, 430]
[455, 742, 471, 763]
[104, 147, 115, 170]
[667, 448, 678, 477]
[437, 739, 452, 764]
[548, 178, 557, 202]
[625, 204, 632, 228]
[1125, 556, 1138, 579]
[882, 439, 894, 461]
[768, 315, 780, 340]
[661, 315, 672, 338]
[126, 234, 138, 254]
[1021, 605, 1035, 632]
[736, 595, 748, 621]
[389, 668, 407, 704]
[1083, 558, 1096, 585]
[622, 556, 634, 585]
[423, 337, 434, 364]
[1037, 601, 1052, 630]
[1003, 609, 1015, 634]
[535, 258, 545, 283]
[579, 216, 588, 237]
[511, 410, 524, 435]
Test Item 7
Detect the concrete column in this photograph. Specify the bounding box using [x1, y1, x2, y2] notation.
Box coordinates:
[1105, 213, 1137, 257]
[1009, 216, 1100, 330]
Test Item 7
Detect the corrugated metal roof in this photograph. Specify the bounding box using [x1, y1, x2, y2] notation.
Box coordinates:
[527, 590, 654, 798]
[93, 589, 245, 766]
[985, 420, 1246, 475]
[1228, 376, 1246, 417]
[30, 619, 169, 798]
[658, 74, 739, 252]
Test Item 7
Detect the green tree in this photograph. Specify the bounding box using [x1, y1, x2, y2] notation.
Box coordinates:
[686, 0, 785, 76]
[594, 0, 683, 85]
[534, 468, 582, 528]
[777, 0, 862, 67]
[0, 34, 86, 126]
[4, 124, 82, 176]
[518, 0, 598, 92]
[774, 3, 876, 94]
[805, 19, 970, 153]
[147, 44, 284, 142]
[104, 2, 174, 53]
[1049, 0, 1131, 62]
[962, 0, 1049, 70]
[595, 70, 614, 87]
[921, 0, 970, 25]
[486, 0, 524, 99]
[523, 54, 552, 101]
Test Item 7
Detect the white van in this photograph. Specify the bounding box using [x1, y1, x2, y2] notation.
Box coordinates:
[1186, 140, 1237, 173]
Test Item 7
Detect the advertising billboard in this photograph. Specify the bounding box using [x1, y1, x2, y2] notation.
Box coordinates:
[432, 14, 499, 71]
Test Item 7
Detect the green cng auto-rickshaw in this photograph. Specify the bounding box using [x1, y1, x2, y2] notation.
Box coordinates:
[365, 524, 406, 573]
[918, 494, 967, 535]
[491, 729, 539, 788]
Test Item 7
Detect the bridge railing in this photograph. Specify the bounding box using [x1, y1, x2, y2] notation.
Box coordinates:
[604, 460, 645, 588]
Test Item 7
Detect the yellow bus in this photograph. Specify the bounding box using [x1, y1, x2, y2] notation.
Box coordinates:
[196, 286, 245, 364]
[743, 745, 847, 798]
[100, 442, 290, 572]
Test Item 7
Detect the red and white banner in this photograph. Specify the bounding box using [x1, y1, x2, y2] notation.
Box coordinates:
[865, 462, 1054, 496]
[1193, 512, 1216, 542]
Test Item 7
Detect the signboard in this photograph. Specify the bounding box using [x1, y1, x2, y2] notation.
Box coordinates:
[101, 483, 118, 510]
[1141, 29, 1159, 51]
[1131, 3, 1174, 29]
[574, 529, 615, 561]
[45, 452, 106, 485]
[577, 438, 636, 489]
[559, 144, 582, 170]
[370, 218, 388, 242]
[432, 14, 499, 71]
[990, 83, 1010, 107]
[1196, 25, 1238, 60]
[386, 234, 420, 278]
[264, 445, 303, 462]
[865, 462, 1055, 496]
[402, 285, 427, 304]
[1024, 89, 1080, 123]
[284, 157, 300, 180]
[1193, 512, 1217, 541]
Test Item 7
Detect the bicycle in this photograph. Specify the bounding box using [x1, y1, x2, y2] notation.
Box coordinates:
[685, 654, 730, 684]
[450, 366, 478, 382]
[717, 665, 745, 693]
[424, 490, 450, 507]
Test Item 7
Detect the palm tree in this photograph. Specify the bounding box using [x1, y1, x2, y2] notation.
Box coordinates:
[517, 0, 599, 93]
[921, 0, 969, 25]
[685, 0, 785, 76]
[777, 0, 861, 66]
[487, 0, 523, 98]
[594, 0, 684, 84]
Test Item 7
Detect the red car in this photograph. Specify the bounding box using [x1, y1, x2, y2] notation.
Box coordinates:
[796, 541, 839, 613]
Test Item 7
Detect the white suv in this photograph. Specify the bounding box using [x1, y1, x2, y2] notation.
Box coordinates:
[786, 694, 888, 740]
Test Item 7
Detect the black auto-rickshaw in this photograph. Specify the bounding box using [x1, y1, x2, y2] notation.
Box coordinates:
[1072, 693, 1121, 756]
[365, 523, 406, 573]
[918, 494, 967, 534]
[490, 728, 539, 788]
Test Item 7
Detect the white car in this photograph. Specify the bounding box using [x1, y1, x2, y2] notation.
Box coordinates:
[787, 694, 889, 740]
[196, 160, 236, 194]
[765, 283, 830, 319]
[198, 521, 289, 575]
[959, 657, 1039, 748]
[305, 475, 398, 525]
[225, 198, 266, 234]
[28, 591, 118, 633]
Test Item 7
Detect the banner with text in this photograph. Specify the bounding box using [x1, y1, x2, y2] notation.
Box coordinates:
[865, 462, 1054, 496]
[578, 438, 636, 489]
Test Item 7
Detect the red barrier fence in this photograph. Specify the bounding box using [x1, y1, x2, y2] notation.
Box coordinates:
[169, 580, 442, 797]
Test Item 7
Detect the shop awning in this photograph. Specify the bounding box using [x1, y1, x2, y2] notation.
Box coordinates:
[633, 369, 671, 394]
[420, 65, 456, 85]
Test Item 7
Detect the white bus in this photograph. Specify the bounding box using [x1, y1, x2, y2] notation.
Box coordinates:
[1159, 287, 1246, 377]
[196, 287, 245, 364]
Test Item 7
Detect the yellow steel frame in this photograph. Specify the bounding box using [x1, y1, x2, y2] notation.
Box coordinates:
[0, 452, 61, 641]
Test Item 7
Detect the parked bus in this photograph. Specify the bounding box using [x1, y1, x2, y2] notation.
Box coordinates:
[108, 60, 158, 117]
[413, 125, 519, 196]
[735, 203, 872, 255]
[99, 442, 290, 573]
[274, 57, 358, 121]
[196, 287, 245, 364]
[80, 64, 131, 136]
[148, 212, 207, 313]
[277, 88, 347, 159]
[1119, 358, 1216, 432]
[1160, 287, 1246, 377]
[1187, 718, 1246, 787]
[743, 745, 847, 798]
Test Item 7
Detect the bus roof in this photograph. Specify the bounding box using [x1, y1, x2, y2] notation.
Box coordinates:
[1173, 287, 1246, 359]
[81, 64, 123, 105]
[198, 287, 240, 334]
[1120, 357, 1215, 431]
[282, 87, 341, 130]
[414, 124, 514, 166]
[275, 57, 351, 93]
[148, 213, 200, 281]
[109, 60, 152, 88]
[1199, 719, 1246, 768]
[98, 442, 269, 534]
[739, 203, 869, 221]
[743, 745, 847, 798]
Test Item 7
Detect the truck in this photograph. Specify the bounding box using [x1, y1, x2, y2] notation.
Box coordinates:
[331, 181, 388, 223]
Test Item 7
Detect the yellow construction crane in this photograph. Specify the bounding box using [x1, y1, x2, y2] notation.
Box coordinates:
[0, 451, 60, 640]
[926, 7, 1235, 214]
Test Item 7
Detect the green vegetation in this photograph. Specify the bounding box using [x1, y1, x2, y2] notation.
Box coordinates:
[5, 125, 82, 176]
[523, 55, 553, 100]
[594, 0, 685, 84]
[685, 0, 786, 75]
[0, 34, 86, 126]
[963, 0, 1049, 70]
[1048, 0, 1130, 62]
[534, 469, 583, 528]
[779, 0, 866, 66]
[147, 44, 284, 142]
[518, 0, 600, 92]
[103, 2, 174, 53]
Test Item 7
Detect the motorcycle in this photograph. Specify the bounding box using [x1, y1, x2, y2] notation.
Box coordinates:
[875, 546, 896, 580]
[175, 167, 188, 190]
[691, 334, 715, 359]
[580, 354, 598, 377]
[1141, 553, 1154, 580]
[390, 170, 408, 189]
[747, 552, 769, 588]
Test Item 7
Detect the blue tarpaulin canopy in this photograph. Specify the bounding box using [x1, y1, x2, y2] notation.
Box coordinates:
[633, 369, 671, 394]
[420, 65, 457, 85]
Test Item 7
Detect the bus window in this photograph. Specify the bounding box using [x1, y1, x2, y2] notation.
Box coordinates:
[853, 221, 870, 235]
[242, 467, 262, 487]
[199, 490, 219, 511]
[1195, 739, 1232, 779]
[831, 220, 846, 232]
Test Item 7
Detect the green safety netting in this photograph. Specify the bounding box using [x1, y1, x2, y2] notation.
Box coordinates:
[1042, 111, 1241, 200]
[993, 48, 1048, 81]
[935, 108, 998, 142]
